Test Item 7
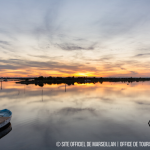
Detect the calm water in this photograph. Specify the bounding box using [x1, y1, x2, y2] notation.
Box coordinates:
[1, 81, 150, 150]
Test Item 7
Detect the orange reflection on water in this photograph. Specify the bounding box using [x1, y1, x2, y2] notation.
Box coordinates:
[1, 80, 150, 91]
[1, 81, 150, 132]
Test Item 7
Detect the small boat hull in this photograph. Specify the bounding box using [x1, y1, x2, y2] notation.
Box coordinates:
[0, 123, 12, 139]
[0, 109, 12, 128]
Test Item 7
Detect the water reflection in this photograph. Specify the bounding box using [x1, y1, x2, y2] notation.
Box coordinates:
[0, 81, 150, 149]
[0, 123, 12, 139]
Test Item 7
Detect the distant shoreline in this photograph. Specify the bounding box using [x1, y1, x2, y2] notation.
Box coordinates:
[13, 77, 150, 87]
[1, 76, 150, 79]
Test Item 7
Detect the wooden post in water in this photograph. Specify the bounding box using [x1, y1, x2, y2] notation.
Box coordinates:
[42, 88, 43, 101]
[65, 83, 66, 92]
[1, 81, 2, 90]
[24, 85, 25, 94]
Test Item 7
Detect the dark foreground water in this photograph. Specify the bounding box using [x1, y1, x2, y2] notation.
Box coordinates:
[1, 81, 150, 150]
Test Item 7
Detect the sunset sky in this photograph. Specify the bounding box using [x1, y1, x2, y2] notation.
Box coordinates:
[0, 0, 150, 77]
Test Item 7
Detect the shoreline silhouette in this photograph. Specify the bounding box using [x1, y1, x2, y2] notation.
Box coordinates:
[13, 76, 150, 87]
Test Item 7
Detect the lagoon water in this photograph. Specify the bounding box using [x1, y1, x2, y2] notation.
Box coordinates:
[0, 81, 150, 150]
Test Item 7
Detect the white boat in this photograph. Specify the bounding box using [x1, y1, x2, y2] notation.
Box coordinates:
[0, 109, 12, 128]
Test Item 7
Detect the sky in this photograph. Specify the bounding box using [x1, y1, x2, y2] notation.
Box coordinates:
[0, 0, 150, 77]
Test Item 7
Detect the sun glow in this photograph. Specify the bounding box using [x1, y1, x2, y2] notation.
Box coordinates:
[73, 72, 95, 77]
[0, 68, 150, 78]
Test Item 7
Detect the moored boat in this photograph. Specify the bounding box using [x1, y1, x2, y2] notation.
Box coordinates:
[0, 123, 12, 139]
[0, 109, 12, 128]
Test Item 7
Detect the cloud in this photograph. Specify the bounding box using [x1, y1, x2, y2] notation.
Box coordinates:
[134, 53, 150, 57]
[130, 71, 138, 75]
[121, 68, 126, 70]
[85, 55, 114, 62]
[93, 1, 150, 37]
[0, 58, 98, 74]
[57, 107, 97, 116]
[0, 40, 12, 51]
[56, 42, 96, 51]
[28, 54, 63, 59]
[135, 101, 150, 106]
[0, 40, 10, 45]
[1, 57, 150, 77]
[0, 0, 150, 77]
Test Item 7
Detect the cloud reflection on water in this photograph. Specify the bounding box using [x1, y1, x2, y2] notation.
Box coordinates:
[1, 81, 150, 149]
